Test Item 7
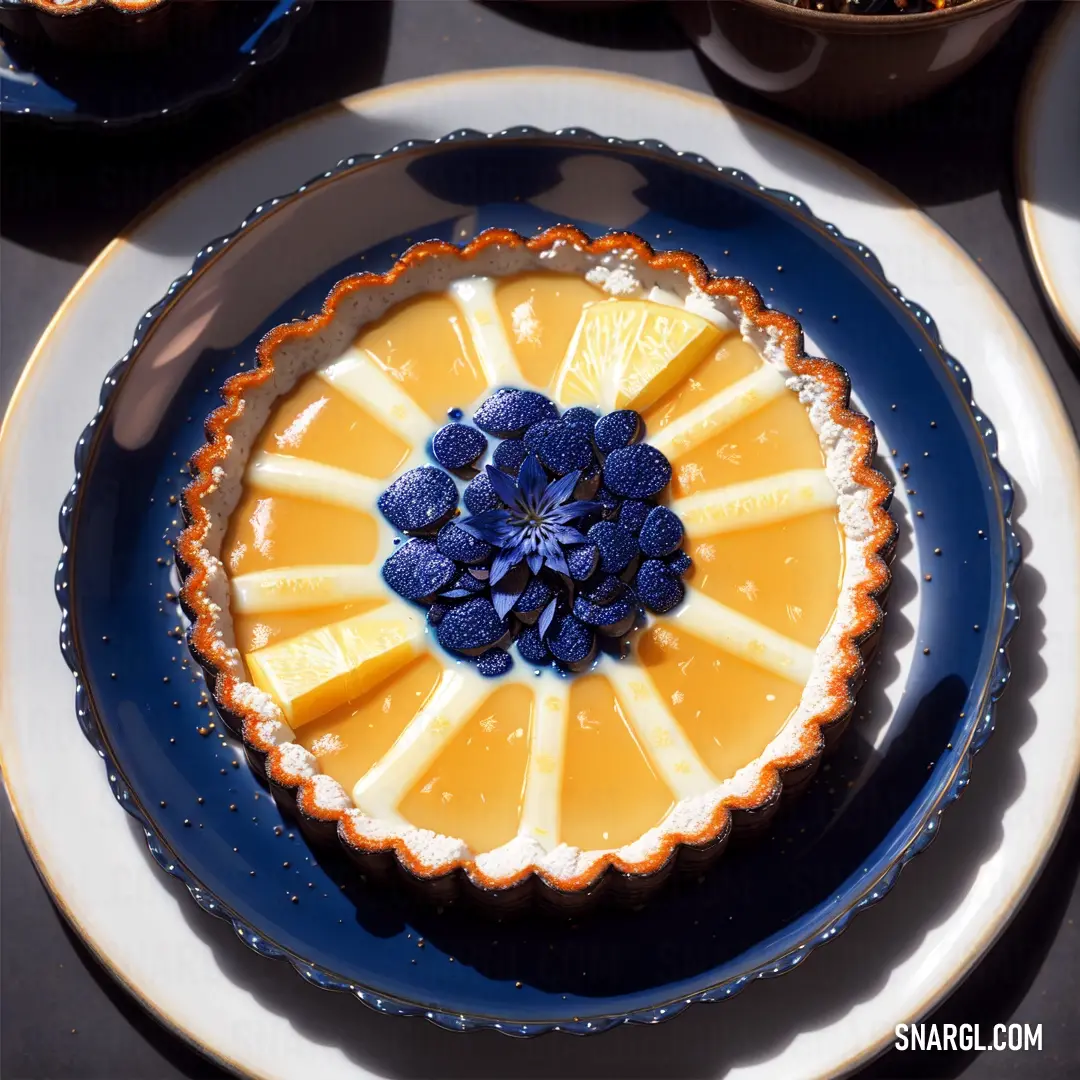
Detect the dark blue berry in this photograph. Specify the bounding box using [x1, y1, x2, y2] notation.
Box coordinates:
[492, 438, 529, 475]
[440, 569, 487, 600]
[436, 597, 509, 655]
[639, 505, 685, 558]
[582, 575, 626, 606]
[562, 406, 599, 431]
[436, 521, 492, 566]
[594, 485, 621, 518]
[463, 471, 504, 514]
[573, 578, 636, 636]
[381, 539, 457, 601]
[547, 612, 596, 670]
[566, 542, 600, 581]
[666, 550, 693, 577]
[587, 520, 639, 574]
[618, 499, 652, 534]
[514, 576, 553, 621]
[533, 421, 594, 477]
[473, 389, 557, 436]
[432, 423, 487, 470]
[603, 444, 672, 499]
[636, 559, 685, 614]
[516, 625, 551, 665]
[574, 462, 602, 500]
[594, 410, 642, 454]
[447, 407, 464, 421]
[377, 466, 458, 533]
[476, 649, 514, 678]
[522, 419, 561, 453]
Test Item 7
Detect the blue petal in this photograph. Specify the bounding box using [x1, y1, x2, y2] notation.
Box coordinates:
[550, 524, 589, 546]
[485, 464, 524, 509]
[492, 575, 527, 620]
[457, 509, 511, 543]
[490, 543, 524, 586]
[544, 549, 570, 578]
[517, 454, 549, 505]
[539, 470, 580, 512]
[536, 533, 563, 559]
[538, 597, 558, 639]
[548, 499, 604, 523]
[526, 550, 544, 575]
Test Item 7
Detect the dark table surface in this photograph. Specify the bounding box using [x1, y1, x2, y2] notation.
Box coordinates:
[2, 2, 1078, 1078]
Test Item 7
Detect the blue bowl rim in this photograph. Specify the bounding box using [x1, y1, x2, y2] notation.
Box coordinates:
[54, 125, 1022, 1036]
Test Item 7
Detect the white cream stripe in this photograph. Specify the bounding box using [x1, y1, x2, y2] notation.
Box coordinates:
[649, 365, 788, 459]
[517, 679, 570, 851]
[671, 468, 835, 535]
[449, 276, 525, 386]
[247, 453, 383, 511]
[318, 347, 433, 444]
[351, 668, 490, 824]
[673, 590, 816, 684]
[230, 564, 383, 614]
[605, 666, 717, 801]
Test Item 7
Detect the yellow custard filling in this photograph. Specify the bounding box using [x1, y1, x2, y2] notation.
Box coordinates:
[221, 273, 844, 857]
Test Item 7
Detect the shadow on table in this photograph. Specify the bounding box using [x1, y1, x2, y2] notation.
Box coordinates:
[99, 480, 1071, 1079]
[53, 918, 222, 1080]
[479, 0, 685, 52]
[0, 0, 392, 264]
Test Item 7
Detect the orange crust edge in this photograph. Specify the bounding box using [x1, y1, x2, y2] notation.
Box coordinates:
[15, 0, 168, 14]
[177, 225, 896, 896]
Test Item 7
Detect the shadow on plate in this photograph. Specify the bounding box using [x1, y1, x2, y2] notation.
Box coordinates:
[111, 483, 1053, 1079]
[0, 1, 391, 263]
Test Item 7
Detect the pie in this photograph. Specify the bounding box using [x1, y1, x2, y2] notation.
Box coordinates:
[178, 226, 894, 900]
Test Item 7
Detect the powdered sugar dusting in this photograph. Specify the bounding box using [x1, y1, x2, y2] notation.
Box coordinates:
[510, 299, 541, 344]
[230, 679, 283, 724]
[276, 742, 317, 780]
[311, 774, 351, 812]
[586, 264, 642, 296]
[310, 732, 345, 757]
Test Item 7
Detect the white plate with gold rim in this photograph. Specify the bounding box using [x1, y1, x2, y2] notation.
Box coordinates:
[1018, 3, 1080, 353]
[1, 68, 1078, 1080]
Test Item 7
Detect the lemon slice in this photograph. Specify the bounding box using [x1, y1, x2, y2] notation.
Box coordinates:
[245, 603, 426, 728]
[553, 299, 722, 411]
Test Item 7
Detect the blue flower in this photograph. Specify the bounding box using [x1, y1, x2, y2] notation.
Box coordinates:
[377, 393, 692, 676]
[457, 454, 601, 627]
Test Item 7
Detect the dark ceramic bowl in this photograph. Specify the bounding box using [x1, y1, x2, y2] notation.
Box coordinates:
[0, 0, 309, 123]
[674, 0, 1023, 120]
[0, 0, 178, 52]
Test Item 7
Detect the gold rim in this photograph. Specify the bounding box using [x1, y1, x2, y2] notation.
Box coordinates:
[1017, 5, 1080, 353]
[1, 65, 1078, 1080]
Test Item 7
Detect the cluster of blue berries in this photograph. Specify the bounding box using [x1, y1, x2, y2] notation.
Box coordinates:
[376, 388, 691, 677]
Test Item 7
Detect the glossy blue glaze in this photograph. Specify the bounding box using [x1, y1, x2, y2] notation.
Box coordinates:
[57, 129, 1019, 1034]
[0, 0, 309, 124]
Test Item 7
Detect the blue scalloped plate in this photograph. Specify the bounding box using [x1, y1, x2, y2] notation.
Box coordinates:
[57, 129, 1019, 1035]
[0, 0, 309, 125]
